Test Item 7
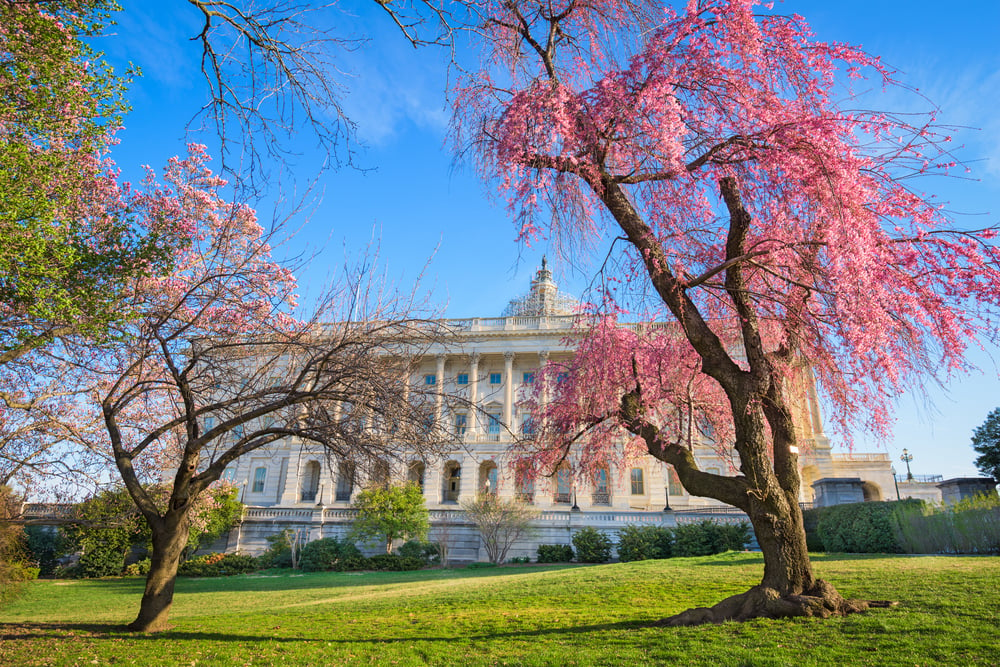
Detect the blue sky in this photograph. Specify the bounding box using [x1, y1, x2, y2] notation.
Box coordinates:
[93, 1, 1000, 481]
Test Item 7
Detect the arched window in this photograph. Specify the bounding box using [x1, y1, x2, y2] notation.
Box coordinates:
[515, 464, 535, 504]
[479, 461, 498, 495]
[592, 466, 610, 505]
[300, 460, 320, 502]
[335, 461, 355, 502]
[408, 461, 426, 491]
[442, 461, 462, 502]
[667, 466, 684, 496]
[554, 465, 572, 504]
[372, 460, 390, 489]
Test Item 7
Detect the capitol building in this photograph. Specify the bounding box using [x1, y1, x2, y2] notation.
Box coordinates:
[220, 262, 940, 561]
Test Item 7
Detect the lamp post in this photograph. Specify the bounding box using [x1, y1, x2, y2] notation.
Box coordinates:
[891, 466, 901, 500]
[900, 449, 914, 481]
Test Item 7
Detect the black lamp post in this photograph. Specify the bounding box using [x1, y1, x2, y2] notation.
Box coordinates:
[900, 448, 914, 481]
[664, 487, 672, 512]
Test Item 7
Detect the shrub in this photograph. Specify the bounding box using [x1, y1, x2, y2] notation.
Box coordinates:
[896, 494, 1000, 554]
[572, 527, 613, 563]
[24, 527, 71, 576]
[337, 554, 373, 572]
[507, 556, 530, 564]
[299, 537, 363, 572]
[672, 520, 750, 557]
[178, 552, 258, 577]
[801, 507, 825, 552]
[396, 539, 440, 564]
[124, 558, 151, 576]
[817, 502, 905, 553]
[536, 544, 574, 563]
[368, 553, 424, 571]
[616, 524, 672, 562]
[76, 546, 127, 578]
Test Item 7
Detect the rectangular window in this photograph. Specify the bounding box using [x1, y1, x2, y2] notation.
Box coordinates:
[454, 413, 467, 436]
[521, 416, 536, 436]
[456, 373, 469, 385]
[630, 468, 645, 495]
[487, 413, 502, 435]
[522, 371, 535, 384]
[204, 416, 215, 432]
[252, 467, 266, 493]
[424, 374, 436, 385]
[556, 372, 569, 384]
[221, 468, 236, 482]
[489, 372, 502, 385]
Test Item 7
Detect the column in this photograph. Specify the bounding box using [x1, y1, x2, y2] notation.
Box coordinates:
[435, 354, 446, 426]
[503, 351, 515, 429]
[469, 352, 480, 437]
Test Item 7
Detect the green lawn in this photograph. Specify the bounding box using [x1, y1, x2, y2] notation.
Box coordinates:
[2, 553, 998, 666]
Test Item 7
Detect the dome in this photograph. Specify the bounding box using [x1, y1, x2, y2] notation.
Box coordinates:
[502, 257, 580, 317]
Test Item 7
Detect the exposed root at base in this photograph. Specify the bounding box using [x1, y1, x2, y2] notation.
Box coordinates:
[654, 579, 898, 627]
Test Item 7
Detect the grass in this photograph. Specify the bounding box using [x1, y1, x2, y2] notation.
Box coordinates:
[1, 553, 998, 666]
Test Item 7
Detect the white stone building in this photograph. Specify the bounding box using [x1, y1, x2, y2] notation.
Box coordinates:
[222, 262, 905, 560]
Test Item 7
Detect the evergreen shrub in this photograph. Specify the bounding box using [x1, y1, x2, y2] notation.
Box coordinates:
[536, 544, 574, 563]
[298, 537, 362, 572]
[572, 527, 613, 563]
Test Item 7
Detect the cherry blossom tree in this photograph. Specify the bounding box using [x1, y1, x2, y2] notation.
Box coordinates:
[455, 0, 1000, 624]
[82, 145, 450, 632]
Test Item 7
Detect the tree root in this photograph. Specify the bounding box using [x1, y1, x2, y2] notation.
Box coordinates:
[654, 579, 898, 627]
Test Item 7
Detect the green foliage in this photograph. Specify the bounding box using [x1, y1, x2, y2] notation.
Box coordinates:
[368, 554, 424, 571]
[536, 544, 574, 563]
[672, 520, 750, 557]
[298, 537, 363, 572]
[507, 556, 531, 564]
[396, 539, 440, 565]
[466, 561, 499, 569]
[61, 484, 245, 577]
[351, 483, 429, 554]
[816, 501, 909, 553]
[971, 408, 1000, 482]
[571, 527, 613, 563]
[800, 507, 825, 552]
[124, 559, 150, 577]
[0, 486, 31, 605]
[0, 1, 170, 361]
[178, 553, 259, 577]
[615, 524, 673, 562]
[256, 530, 297, 569]
[896, 493, 1000, 554]
[62, 486, 142, 577]
[23, 526, 70, 576]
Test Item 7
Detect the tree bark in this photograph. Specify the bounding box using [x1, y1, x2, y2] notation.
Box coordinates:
[127, 512, 190, 632]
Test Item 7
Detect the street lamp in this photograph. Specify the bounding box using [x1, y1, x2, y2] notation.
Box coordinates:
[891, 466, 901, 500]
[900, 449, 914, 481]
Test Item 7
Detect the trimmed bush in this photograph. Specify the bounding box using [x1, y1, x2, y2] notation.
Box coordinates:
[396, 539, 440, 564]
[672, 520, 750, 557]
[816, 501, 910, 553]
[572, 527, 612, 563]
[178, 552, 259, 577]
[298, 537, 363, 572]
[536, 544, 574, 563]
[368, 553, 424, 571]
[616, 525, 672, 562]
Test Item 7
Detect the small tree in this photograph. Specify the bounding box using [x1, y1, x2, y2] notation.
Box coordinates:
[972, 408, 1000, 483]
[462, 493, 539, 565]
[352, 483, 429, 554]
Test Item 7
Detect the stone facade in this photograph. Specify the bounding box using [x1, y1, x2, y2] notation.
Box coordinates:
[219, 262, 907, 560]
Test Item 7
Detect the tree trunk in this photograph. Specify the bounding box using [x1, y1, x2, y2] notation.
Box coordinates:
[127, 513, 189, 632]
[658, 487, 890, 626]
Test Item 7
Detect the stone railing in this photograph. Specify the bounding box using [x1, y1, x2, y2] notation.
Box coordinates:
[832, 453, 891, 462]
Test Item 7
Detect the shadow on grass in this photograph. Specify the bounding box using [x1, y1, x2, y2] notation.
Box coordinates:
[1, 617, 659, 644]
[175, 563, 583, 595]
